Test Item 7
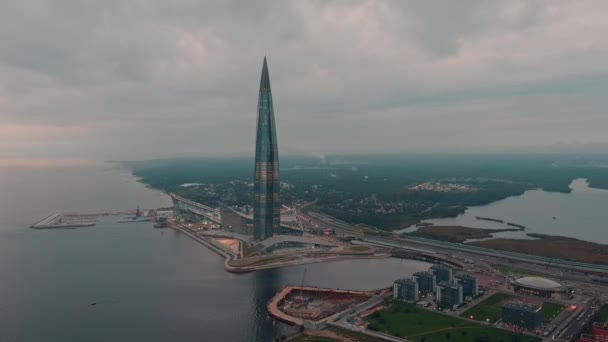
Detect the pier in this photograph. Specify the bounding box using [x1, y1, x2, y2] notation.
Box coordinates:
[31, 213, 97, 229]
[30, 209, 148, 229]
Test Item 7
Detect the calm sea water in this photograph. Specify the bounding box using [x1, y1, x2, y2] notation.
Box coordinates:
[399, 178, 608, 243]
[0, 164, 431, 342]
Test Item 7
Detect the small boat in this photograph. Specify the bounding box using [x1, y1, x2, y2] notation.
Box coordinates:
[552, 217, 556, 220]
[90, 301, 97, 306]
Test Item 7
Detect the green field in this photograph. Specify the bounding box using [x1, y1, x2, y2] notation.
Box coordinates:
[595, 305, 608, 323]
[462, 293, 565, 324]
[461, 293, 516, 323]
[366, 302, 539, 342]
[541, 302, 565, 322]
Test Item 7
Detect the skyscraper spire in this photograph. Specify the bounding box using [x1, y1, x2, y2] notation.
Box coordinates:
[259, 56, 271, 91]
[253, 57, 280, 241]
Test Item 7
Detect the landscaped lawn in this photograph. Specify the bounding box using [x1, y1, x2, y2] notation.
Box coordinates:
[462, 292, 565, 324]
[541, 302, 565, 323]
[366, 302, 539, 342]
[461, 293, 517, 323]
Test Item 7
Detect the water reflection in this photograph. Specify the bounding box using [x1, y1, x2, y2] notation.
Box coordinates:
[0, 166, 434, 341]
[251, 268, 288, 341]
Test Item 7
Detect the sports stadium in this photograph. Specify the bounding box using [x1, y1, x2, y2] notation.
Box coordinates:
[511, 276, 572, 299]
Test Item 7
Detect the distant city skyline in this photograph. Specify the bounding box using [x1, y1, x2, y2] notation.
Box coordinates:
[1, 1, 608, 163]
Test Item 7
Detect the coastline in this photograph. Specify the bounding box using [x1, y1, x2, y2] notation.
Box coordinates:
[169, 223, 391, 273]
[124, 165, 608, 269]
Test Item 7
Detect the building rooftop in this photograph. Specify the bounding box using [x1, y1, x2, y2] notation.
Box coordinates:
[437, 281, 461, 290]
[455, 273, 477, 280]
[413, 271, 434, 277]
[395, 278, 417, 285]
[257, 235, 337, 250]
[512, 276, 566, 290]
[430, 265, 451, 270]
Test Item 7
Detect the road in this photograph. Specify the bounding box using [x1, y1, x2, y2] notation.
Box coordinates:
[557, 307, 595, 341]
[297, 207, 608, 275]
[296, 207, 608, 341]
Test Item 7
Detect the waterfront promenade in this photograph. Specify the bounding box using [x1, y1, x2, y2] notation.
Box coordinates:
[168, 222, 390, 273]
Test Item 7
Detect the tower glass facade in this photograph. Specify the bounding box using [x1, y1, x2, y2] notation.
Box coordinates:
[413, 271, 436, 294]
[501, 302, 542, 330]
[455, 273, 479, 298]
[393, 279, 418, 303]
[253, 57, 280, 241]
[430, 265, 453, 283]
[436, 282, 463, 307]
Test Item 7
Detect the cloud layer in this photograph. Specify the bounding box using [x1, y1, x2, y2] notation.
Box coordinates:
[1, 1, 607, 160]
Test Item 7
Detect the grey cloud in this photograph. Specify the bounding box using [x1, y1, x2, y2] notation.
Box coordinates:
[0, 0, 607, 160]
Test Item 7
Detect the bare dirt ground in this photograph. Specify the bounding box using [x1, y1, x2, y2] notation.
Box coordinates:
[471, 235, 608, 265]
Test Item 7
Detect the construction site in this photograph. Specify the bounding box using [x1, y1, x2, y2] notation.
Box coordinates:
[267, 285, 374, 327]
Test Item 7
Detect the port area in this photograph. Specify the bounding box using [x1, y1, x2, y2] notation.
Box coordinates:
[30, 209, 152, 229]
[31, 213, 99, 229]
[267, 286, 379, 329]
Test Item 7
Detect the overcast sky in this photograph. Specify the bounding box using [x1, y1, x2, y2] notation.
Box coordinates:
[1, 1, 607, 163]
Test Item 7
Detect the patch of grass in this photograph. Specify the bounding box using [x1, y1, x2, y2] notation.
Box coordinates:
[463, 293, 564, 324]
[461, 293, 517, 323]
[366, 302, 539, 342]
[541, 302, 565, 323]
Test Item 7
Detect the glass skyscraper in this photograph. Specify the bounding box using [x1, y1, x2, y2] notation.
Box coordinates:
[253, 57, 280, 241]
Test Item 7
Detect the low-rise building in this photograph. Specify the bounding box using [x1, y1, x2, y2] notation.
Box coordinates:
[413, 271, 436, 295]
[501, 302, 542, 330]
[454, 273, 479, 297]
[511, 276, 571, 299]
[436, 282, 463, 308]
[393, 279, 418, 303]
